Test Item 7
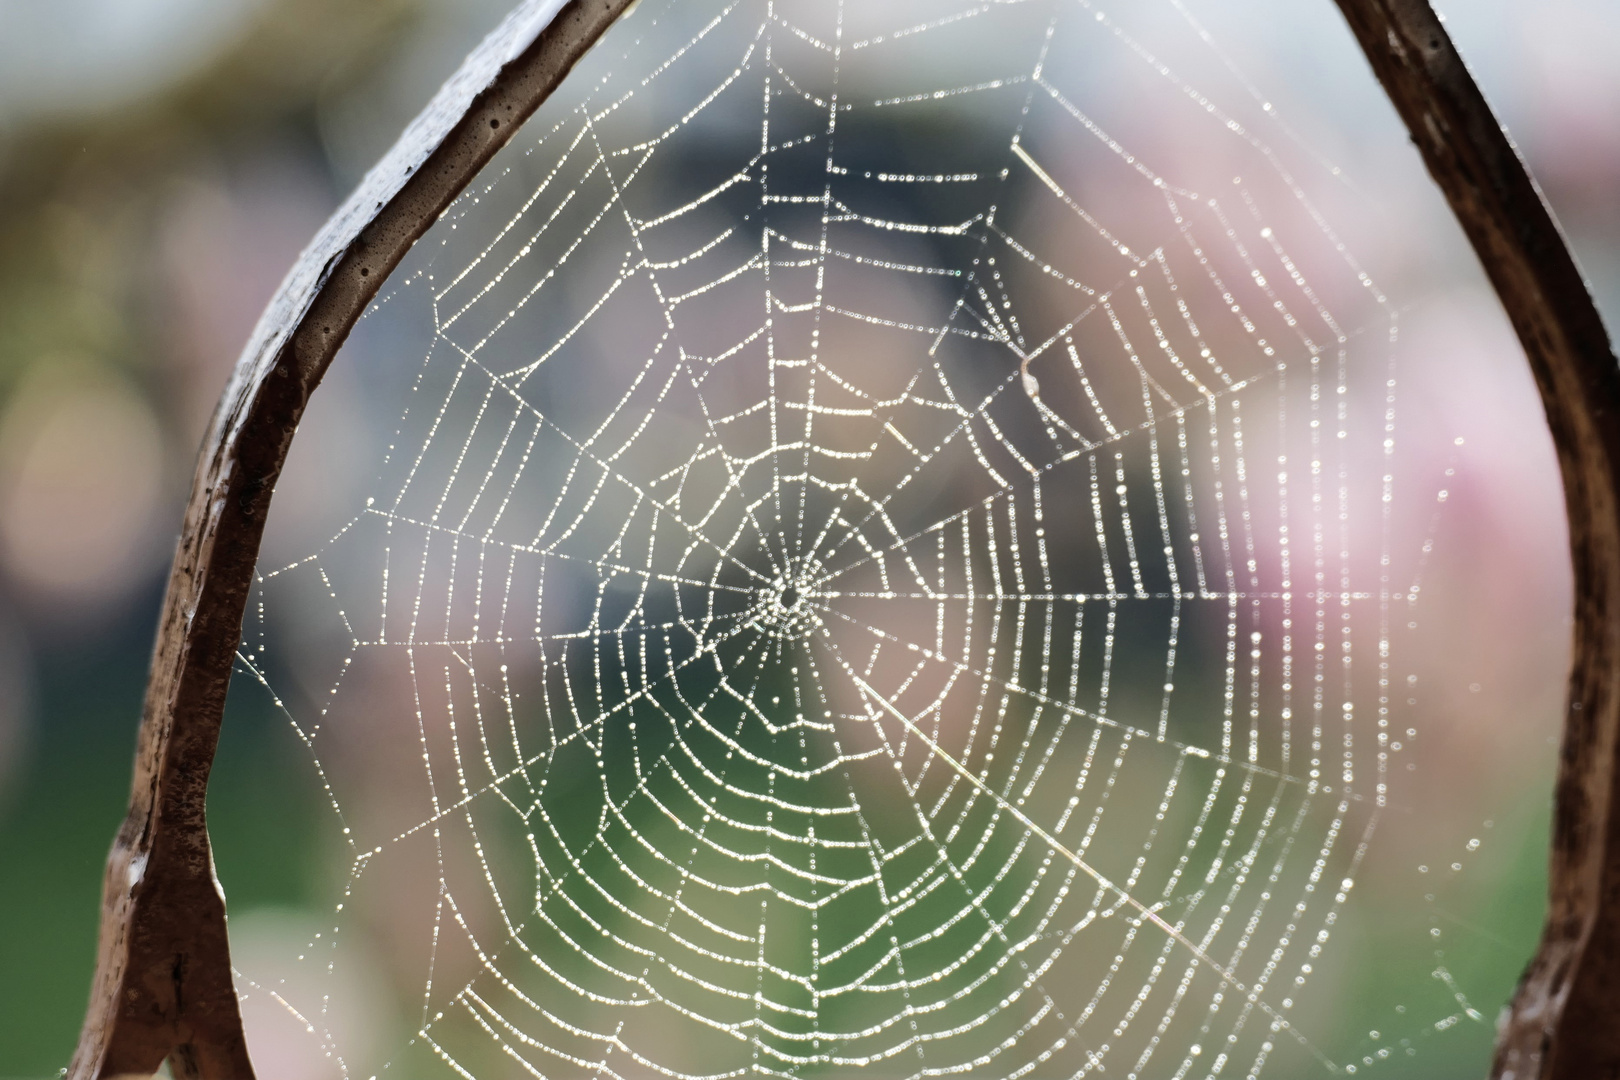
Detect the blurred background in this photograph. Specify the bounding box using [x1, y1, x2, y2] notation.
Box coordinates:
[0, 0, 1613, 1075]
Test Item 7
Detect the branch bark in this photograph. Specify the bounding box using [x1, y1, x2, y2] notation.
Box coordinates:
[67, 1, 634, 1075]
[1332, 2, 1620, 1077]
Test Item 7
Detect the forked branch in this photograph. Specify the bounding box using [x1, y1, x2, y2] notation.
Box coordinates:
[70, 0, 1620, 1076]
[67, 1, 633, 1076]
[1332, 2, 1620, 1077]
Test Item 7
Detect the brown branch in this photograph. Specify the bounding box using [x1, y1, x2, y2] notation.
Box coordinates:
[1331, 2, 1620, 1077]
[70, 0, 1620, 1074]
[67, 1, 634, 1075]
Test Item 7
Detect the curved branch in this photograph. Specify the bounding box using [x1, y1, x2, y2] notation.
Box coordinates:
[1332, 2, 1620, 1077]
[74, 0, 1620, 1075]
[67, 1, 634, 1075]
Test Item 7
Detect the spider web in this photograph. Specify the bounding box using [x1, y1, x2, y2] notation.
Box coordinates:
[230, 0, 1435, 1076]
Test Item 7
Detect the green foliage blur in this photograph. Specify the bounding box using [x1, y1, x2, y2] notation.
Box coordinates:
[0, 1, 474, 1070]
